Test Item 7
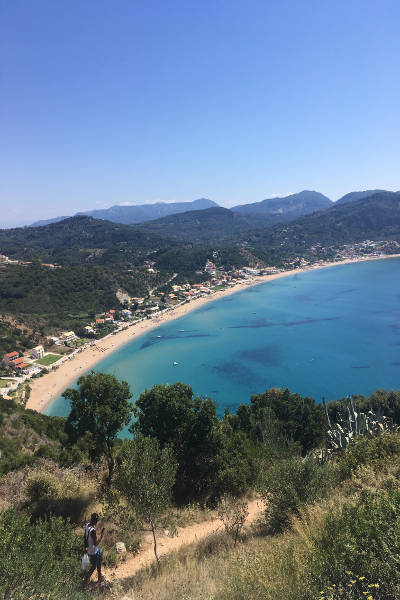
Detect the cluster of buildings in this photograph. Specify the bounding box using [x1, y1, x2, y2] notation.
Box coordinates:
[0, 253, 61, 268]
[2, 348, 44, 376]
[2, 351, 30, 372]
[47, 331, 78, 346]
[0, 254, 21, 265]
[334, 240, 400, 261]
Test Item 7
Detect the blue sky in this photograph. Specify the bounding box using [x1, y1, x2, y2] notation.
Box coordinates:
[1, 0, 399, 226]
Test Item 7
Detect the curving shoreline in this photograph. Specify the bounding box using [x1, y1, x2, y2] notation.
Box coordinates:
[25, 254, 400, 414]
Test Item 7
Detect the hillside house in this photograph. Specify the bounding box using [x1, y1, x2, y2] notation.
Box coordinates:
[60, 331, 77, 344]
[2, 351, 19, 366]
[31, 345, 44, 359]
[205, 260, 216, 275]
[11, 357, 29, 371]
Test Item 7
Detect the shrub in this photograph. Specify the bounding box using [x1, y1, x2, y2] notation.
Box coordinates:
[311, 489, 400, 599]
[338, 433, 400, 480]
[25, 469, 60, 503]
[0, 508, 89, 600]
[258, 456, 337, 532]
[217, 496, 249, 546]
[25, 468, 97, 523]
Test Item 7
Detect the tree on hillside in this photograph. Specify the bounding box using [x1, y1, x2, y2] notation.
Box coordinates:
[132, 383, 259, 504]
[132, 383, 221, 503]
[113, 435, 177, 565]
[63, 371, 133, 486]
[233, 388, 326, 455]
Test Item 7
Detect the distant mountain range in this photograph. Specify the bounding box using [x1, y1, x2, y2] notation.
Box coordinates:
[30, 198, 218, 227]
[138, 190, 400, 246]
[29, 189, 399, 230]
[2, 190, 400, 267]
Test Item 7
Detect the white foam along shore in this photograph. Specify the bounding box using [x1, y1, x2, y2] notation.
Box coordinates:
[25, 254, 400, 414]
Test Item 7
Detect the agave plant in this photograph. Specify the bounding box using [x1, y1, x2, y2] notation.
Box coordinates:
[318, 396, 400, 462]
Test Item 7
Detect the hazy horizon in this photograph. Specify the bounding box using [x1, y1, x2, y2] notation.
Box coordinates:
[3, 187, 400, 229]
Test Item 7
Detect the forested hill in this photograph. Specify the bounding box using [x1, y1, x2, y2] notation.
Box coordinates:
[232, 190, 332, 217]
[0, 216, 173, 264]
[31, 198, 218, 227]
[137, 207, 267, 242]
[257, 191, 400, 250]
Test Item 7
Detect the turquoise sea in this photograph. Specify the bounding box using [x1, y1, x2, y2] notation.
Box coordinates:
[46, 258, 400, 419]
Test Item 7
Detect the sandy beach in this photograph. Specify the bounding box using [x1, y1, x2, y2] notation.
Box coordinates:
[25, 254, 400, 413]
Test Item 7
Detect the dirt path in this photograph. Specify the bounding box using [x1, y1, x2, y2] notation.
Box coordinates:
[106, 498, 264, 581]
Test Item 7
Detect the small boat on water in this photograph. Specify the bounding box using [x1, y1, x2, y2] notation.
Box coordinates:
[173, 361, 179, 366]
[156, 335, 161, 338]
[178, 329, 185, 332]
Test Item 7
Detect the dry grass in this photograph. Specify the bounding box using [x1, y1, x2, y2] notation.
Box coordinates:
[106, 460, 400, 600]
[173, 503, 215, 527]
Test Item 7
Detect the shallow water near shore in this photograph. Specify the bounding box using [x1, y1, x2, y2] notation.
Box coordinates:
[46, 258, 400, 420]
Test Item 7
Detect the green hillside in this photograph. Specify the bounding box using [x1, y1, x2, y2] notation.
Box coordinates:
[0, 215, 170, 264]
[257, 191, 400, 251]
[138, 206, 265, 242]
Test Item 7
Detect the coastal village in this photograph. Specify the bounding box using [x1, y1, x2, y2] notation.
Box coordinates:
[1, 238, 399, 405]
[0, 261, 281, 402]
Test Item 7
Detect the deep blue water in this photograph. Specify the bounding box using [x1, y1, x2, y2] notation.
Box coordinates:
[46, 259, 400, 419]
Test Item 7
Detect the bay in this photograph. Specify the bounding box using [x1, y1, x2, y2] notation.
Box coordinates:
[46, 258, 400, 419]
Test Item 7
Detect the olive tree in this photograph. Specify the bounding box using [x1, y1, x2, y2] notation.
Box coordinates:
[114, 435, 177, 565]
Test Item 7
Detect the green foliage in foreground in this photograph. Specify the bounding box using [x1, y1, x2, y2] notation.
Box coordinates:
[0, 509, 88, 600]
[311, 489, 400, 598]
[258, 456, 337, 533]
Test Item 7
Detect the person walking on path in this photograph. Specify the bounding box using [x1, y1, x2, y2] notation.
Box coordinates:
[83, 513, 105, 585]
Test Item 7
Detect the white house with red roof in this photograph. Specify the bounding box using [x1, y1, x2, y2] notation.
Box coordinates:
[2, 351, 19, 366]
